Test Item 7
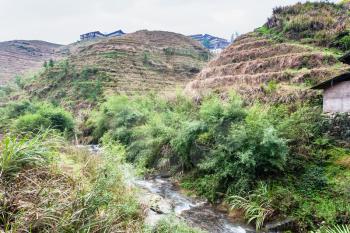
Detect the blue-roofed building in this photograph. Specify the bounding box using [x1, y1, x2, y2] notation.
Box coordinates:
[105, 30, 125, 37]
[189, 34, 230, 50]
[80, 29, 125, 41]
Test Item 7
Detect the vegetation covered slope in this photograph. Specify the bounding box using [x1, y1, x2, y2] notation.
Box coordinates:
[26, 30, 209, 110]
[0, 40, 62, 85]
[89, 93, 350, 232]
[186, 1, 350, 103]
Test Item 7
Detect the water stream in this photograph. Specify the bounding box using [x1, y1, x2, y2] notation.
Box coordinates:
[134, 177, 255, 233]
[84, 145, 255, 233]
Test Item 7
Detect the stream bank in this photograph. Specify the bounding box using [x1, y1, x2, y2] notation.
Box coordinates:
[133, 176, 255, 233]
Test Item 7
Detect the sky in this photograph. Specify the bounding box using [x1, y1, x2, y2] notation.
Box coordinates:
[0, 0, 338, 45]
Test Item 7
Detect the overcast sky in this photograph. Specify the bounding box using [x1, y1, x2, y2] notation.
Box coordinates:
[0, 0, 338, 45]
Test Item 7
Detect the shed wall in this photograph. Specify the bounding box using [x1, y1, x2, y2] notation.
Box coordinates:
[323, 81, 350, 112]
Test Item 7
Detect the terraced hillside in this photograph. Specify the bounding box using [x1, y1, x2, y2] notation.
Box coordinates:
[0, 40, 62, 85]
[186, 1, 350, 103]
[27, 30, 209, 109]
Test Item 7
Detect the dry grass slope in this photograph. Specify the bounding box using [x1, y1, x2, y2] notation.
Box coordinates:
[186, 32, 349, 103]
[27, 30, 209, 110]
[0, 40, 63, 85]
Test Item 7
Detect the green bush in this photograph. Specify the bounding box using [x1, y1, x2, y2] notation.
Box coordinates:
[91, 93, 349, 230]
[198, 106, 288, 198]
[12, 104, 74, 136]
[93, 95, 145, 144]
[338, 35, 350, 51]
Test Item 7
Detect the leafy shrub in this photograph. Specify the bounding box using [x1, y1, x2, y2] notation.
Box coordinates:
[337, 35, 350, 51]
[91, 93, 348, 230]
[297, 166, 328, 195]
[0, 100, 36, 119]
[12, 104, 74, 136]
[198, 106, 288, 197]
[93, 95, 145, 144]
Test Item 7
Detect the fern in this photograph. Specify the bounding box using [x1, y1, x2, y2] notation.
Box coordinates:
[227, 183, 273, 230]
[325, 225, 350, 233]
[312, 225, 350, 233]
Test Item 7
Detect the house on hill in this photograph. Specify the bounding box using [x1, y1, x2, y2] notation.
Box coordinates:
[312, 73, 350, 113]
[189, 34, 230, 50]
[80, 31, 105, 40]
[80, 30, 125, 41]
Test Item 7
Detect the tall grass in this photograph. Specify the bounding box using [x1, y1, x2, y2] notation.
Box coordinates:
[0, 130, 61, 179]
[0, 132, 144, 232]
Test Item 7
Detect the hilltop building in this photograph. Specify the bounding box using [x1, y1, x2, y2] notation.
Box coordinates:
[79, 30, 230, 52]
[80, 30, 125, 41]
[189, 34, 230, 51]
[312, 73, 350, 113]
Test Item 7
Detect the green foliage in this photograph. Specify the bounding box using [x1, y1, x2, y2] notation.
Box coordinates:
[297, 166, 328, 195]
[92, 94, 288, 200]
[0, 131, 60, 179]
[12, 103, 74, 136]
[323, 225, 350, 233]
[333, 34, 350, 51]
[1, 134, 144, 232]
[102, 51, 127, 59]
[265, 1, 348, 47]
[227, 183, 273, 230]
[48, 59, 54, 67]
[93, 95, 146, 144]
[91, 93, 349, 230]
[263, 80, 278, 93]
[143, 52, 150, 65]
[151, 216, 204, 233]
[0, 101, 37, 132]
[73, 67, 103, 101]
[196, 104, 288, 198]
[256, 26, 272, 35]
[14, 75, 25, 89]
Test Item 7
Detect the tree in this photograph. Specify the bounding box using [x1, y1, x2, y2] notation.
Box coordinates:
[48, 59, 54, 68]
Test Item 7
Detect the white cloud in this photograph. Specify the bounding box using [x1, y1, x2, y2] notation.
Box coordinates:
[0, 0, 338, 44]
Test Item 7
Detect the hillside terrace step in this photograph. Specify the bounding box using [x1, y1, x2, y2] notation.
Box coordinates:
[200, 52, 337, 77]
[228, 39, 273, 51]
[212, 44, 311, 66]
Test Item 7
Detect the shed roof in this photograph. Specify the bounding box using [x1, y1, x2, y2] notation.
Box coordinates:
[311, 72, 350, 90]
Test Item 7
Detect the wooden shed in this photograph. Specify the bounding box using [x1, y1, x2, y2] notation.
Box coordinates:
[312, 73, 350, 113]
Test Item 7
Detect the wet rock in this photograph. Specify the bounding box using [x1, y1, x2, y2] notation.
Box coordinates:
[149, 196, 173, 215]
[264, 218, 296, 232]
[135, 177, 255, 233]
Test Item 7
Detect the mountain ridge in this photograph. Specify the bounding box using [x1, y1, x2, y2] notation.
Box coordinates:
[0, 40, 63, 85]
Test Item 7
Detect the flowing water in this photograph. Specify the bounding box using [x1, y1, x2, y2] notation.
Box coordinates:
[84, 145, 255, 233]
[134, 177, 255, 233]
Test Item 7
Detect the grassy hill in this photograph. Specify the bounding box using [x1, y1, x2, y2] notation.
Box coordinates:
[186, 1, 350, 103]
[25, 30, 209, 110]
[1, 2, 350, 232]
[0, 40, 63, 85]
